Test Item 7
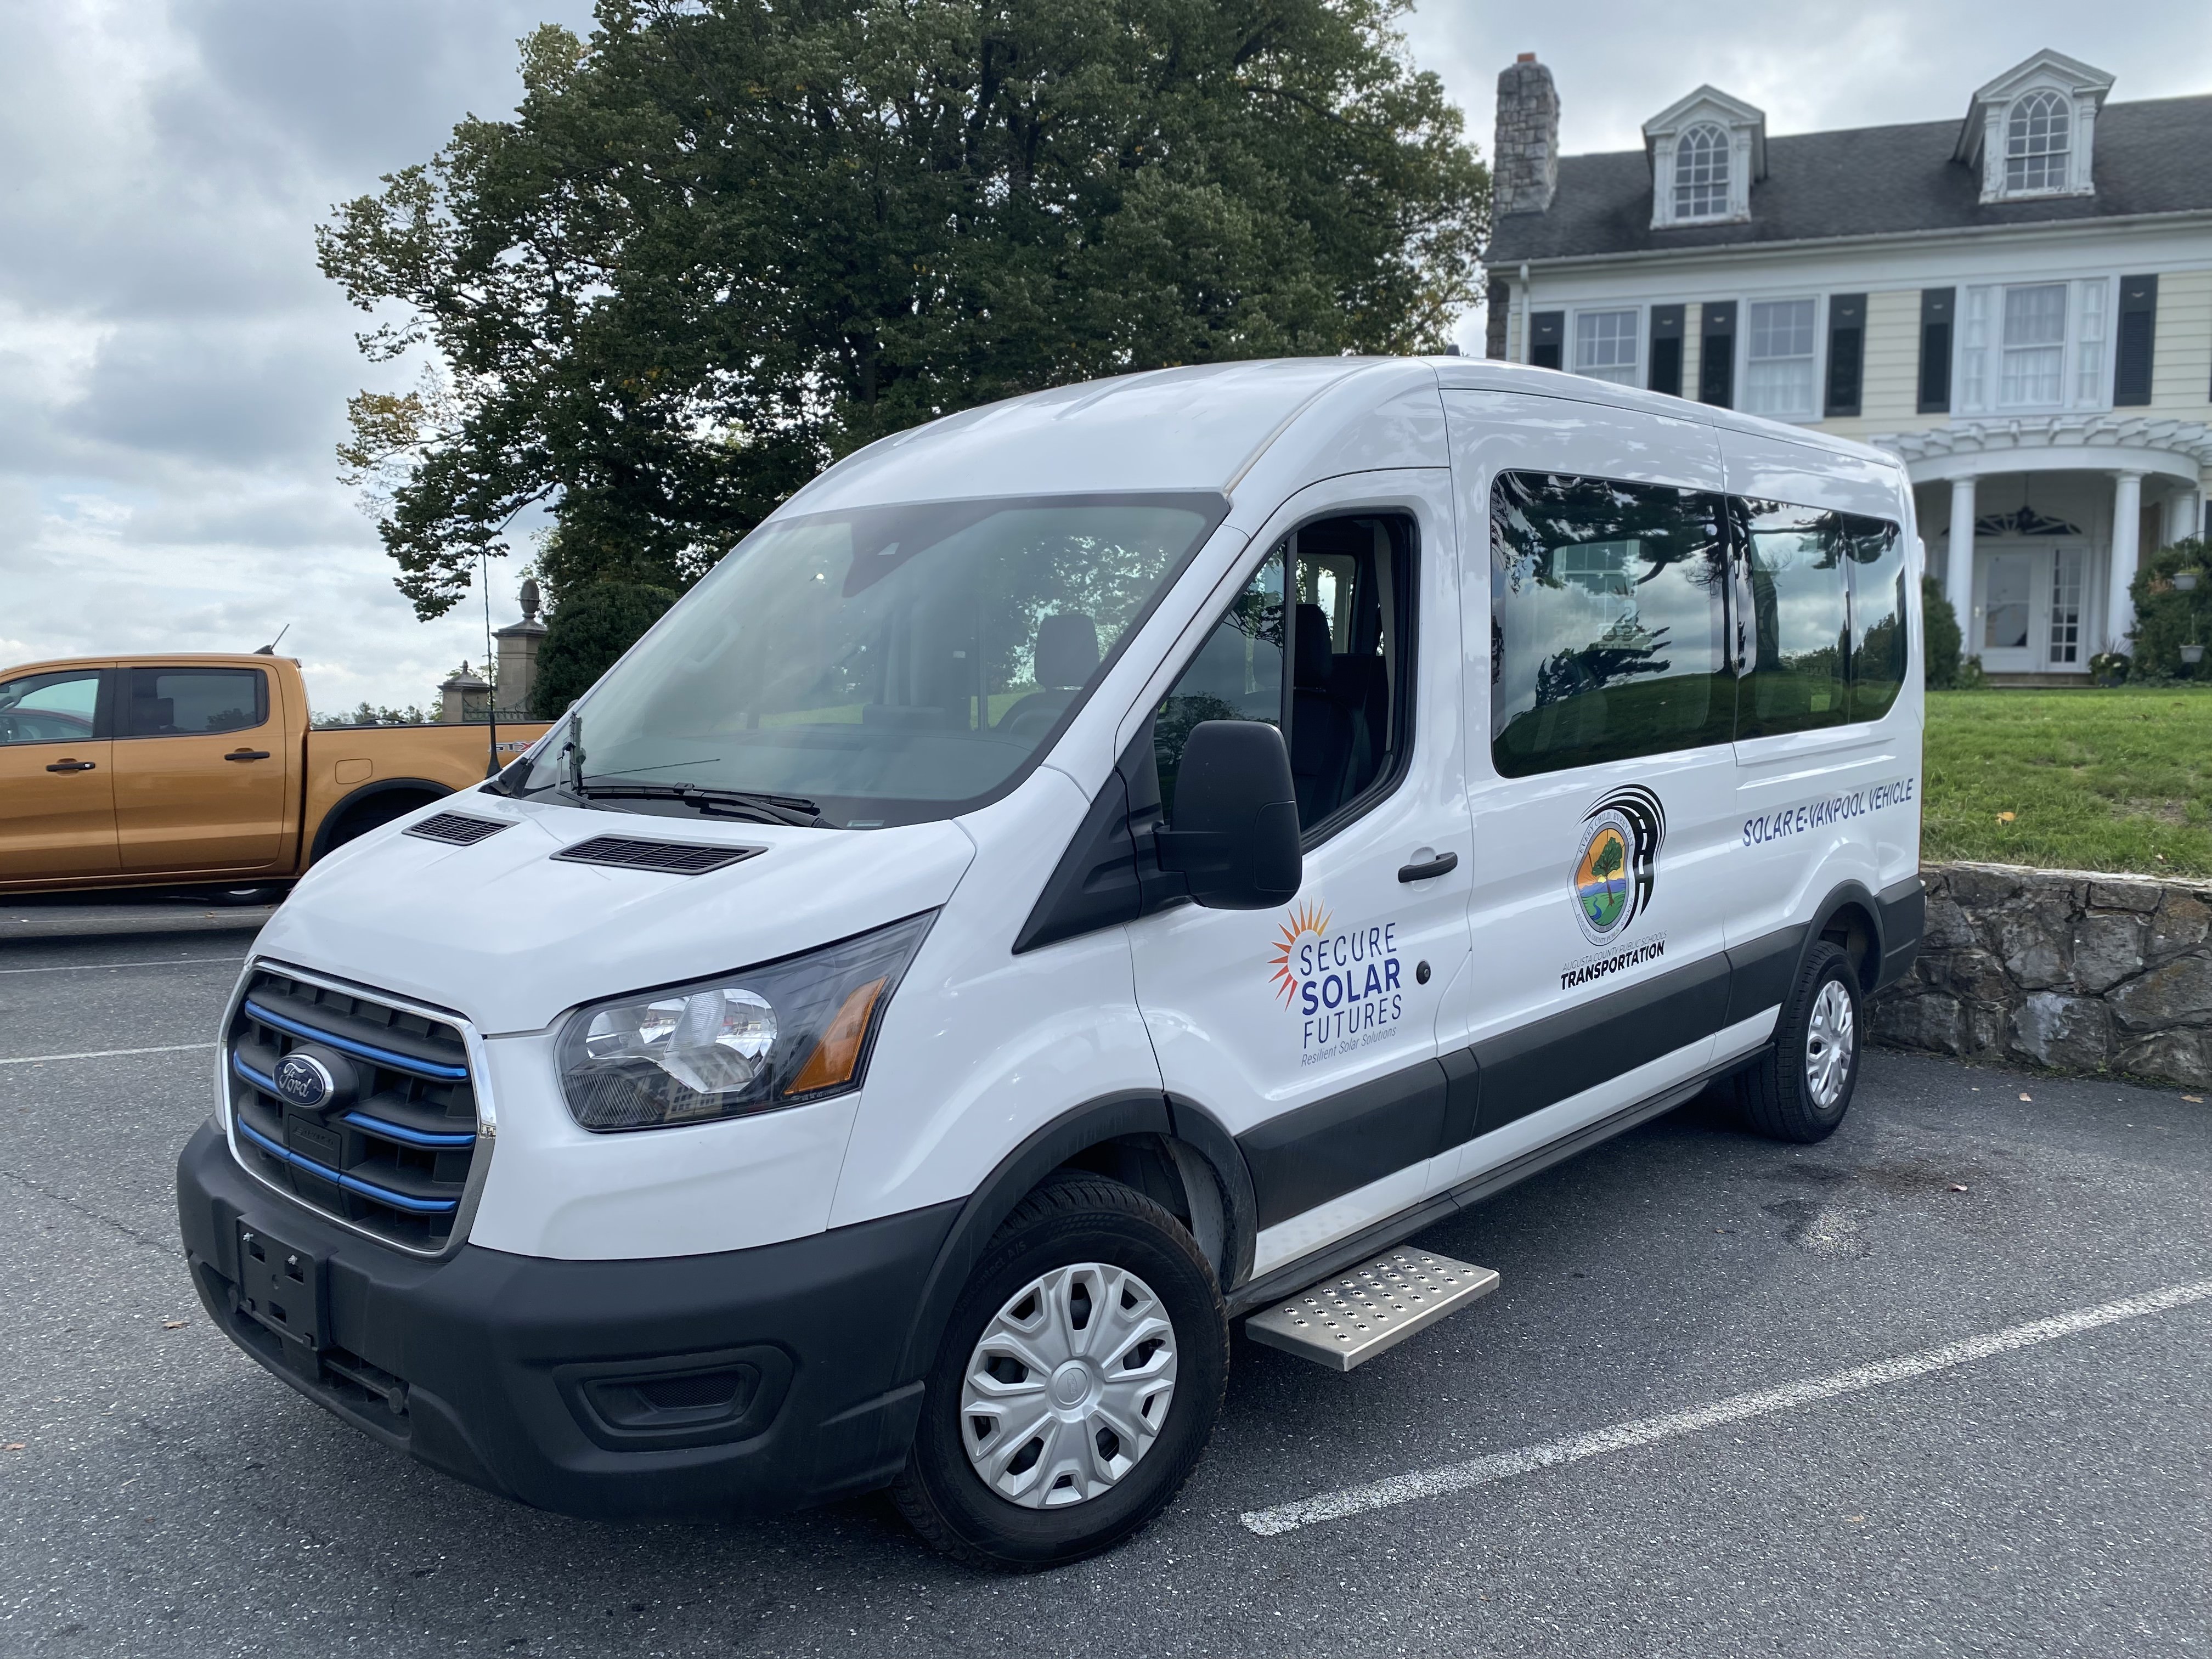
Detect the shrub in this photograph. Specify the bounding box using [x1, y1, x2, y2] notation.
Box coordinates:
[531, 583, 679, 719]
[1921, 574, 1963, 689]
[2129, 538, 2212, 681]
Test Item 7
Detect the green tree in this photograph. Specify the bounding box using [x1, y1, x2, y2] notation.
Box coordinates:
[319, 0, 1488, 619]
[1589, 835, 1624, 884]
[2128, 538, 2212, 680]
[1921, 574, 1962, 689]
[532, 582, 680, 717]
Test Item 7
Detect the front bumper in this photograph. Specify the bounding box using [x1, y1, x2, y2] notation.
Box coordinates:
[177, 1120, 958, 1518]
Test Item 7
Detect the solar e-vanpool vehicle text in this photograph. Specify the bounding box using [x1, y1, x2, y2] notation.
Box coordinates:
[178, 356, 1926, 1568]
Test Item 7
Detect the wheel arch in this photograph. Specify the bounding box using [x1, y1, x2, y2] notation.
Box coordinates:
[1806, 880, 1884, 994]
[309, 777, 453, 864]
[894, 1092, 1258, 1383]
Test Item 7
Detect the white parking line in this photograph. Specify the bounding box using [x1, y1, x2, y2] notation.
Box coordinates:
[0, 1043, 218, 1065]
[1240, 1276, 2212, 1537]
[0, 956, 246, 975]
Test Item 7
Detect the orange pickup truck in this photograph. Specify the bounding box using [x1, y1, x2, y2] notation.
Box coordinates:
[0, 652, 548, 896]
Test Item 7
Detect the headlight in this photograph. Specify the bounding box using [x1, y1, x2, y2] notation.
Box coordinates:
[556, 912, 935, 1132]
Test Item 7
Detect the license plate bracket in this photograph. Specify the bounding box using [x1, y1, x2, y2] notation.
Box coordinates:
[235, 1220, 326, 1354]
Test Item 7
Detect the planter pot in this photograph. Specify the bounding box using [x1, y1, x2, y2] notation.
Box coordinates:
[2177, 571, 2203, 592]
[2184, 645, 2207, 665]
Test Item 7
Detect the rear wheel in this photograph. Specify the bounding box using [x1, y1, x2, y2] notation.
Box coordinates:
[1735, 940, 1861, 1143]
[892, 1174, 1228, 1570]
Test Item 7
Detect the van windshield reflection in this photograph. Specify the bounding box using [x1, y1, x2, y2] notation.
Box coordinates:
[526, 493, 1226, 827]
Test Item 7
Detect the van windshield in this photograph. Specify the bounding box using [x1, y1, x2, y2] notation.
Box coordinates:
[527, 493, 1226, 827]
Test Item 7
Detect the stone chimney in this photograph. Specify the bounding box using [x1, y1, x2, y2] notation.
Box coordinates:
[1493, 53, 1560, 217]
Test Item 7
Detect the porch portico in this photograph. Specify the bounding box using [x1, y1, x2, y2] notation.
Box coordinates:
[1876, 417, 2212, 675]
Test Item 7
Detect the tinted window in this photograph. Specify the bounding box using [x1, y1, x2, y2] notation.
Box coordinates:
[1155, 515, 1413, 833]
[1738, 501, 1848, 738]
[123, 668, 268, 737]
[0, 670, 100, 746]
[1845, 515, 1908, 722]
[1489, 472, 1731, 777]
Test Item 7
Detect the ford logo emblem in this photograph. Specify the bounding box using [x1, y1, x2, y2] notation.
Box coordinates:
[274, 1053, 337, 1111]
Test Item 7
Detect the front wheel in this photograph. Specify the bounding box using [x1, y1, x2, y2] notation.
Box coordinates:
[891, 1174, 1228, 1570]
[1735, 940, 1861, 1143]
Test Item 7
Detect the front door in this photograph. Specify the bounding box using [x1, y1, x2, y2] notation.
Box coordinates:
[0, 665, 117, 883]
[1978, 548, 2044, 673]
[1125, 471, 1473, 1279]
[110, 664, 287, 873]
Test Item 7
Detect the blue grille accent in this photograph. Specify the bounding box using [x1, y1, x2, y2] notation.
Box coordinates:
[341, 1111, 476, 1149]
[235, 1120, 459, 1214]
[242, 998, 470, 1080]
[233, 1053, 279, 1094]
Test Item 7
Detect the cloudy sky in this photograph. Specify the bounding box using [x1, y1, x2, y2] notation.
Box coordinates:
[3, 2, 2204, 710]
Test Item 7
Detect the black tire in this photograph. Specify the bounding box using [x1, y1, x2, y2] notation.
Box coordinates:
[321, 792, 441, 857]
[1735, 940, 1862, 1143]
[891, 1173, 1229, 1571]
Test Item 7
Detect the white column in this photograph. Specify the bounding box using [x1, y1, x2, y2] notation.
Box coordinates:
[2109, 470, 2145, 653]
[2175, 484, 2203, 547]
[1945, 476, 1977, 621]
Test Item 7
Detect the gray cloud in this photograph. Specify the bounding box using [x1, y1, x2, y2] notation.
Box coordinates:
[1, 1, 2199, 705]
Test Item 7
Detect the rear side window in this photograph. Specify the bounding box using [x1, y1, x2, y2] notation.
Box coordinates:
[1844, 516, 1908, 722]
[123, 668, 268, 737]
[1489, 471, 1731, 777]
[1737, 499, 1848, 738]
[1155, 514, 1414, 836]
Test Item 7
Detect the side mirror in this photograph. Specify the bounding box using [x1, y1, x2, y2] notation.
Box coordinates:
[1154, 720, 1302, 910]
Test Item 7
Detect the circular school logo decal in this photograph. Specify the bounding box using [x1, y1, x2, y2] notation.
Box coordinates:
[1569, 786, 1666, 946]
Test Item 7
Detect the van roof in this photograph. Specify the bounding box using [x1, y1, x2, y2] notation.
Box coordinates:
[782, 355, 1900, 516]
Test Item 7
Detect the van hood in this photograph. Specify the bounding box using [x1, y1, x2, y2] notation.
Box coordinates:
[254, 794, 977, 1033]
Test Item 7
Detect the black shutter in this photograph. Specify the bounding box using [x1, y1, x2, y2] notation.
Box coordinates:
[1529, 310, 1564, 371]
[1699, 302, 1736, 407]
[1917, 288, 1953, 414]
[2114, 275, 2158, 407]
[1648, 304, 1685, 397]
[1824, 294, 1866, 418]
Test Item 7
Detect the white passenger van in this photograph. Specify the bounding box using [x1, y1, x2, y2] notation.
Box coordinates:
[178, 357, 1925, 1568]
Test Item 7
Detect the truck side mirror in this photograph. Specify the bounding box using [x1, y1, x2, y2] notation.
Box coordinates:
[1154, 720, 1302, 910]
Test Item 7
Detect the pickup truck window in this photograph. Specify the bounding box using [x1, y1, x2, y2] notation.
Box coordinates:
[122, 668, 268, 738]
[537, 493, 1227, 828]
[0, 670, 100, 744]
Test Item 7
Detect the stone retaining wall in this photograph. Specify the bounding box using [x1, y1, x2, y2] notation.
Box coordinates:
[1871, 862, 2212, 1088]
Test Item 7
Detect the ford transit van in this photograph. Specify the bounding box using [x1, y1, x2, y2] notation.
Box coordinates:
[178, 356, 1925, 1568]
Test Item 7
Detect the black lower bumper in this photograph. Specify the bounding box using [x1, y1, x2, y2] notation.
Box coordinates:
[176, 1120, 959, 1519]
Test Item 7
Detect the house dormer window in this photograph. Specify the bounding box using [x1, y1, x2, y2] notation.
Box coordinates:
[1673, 126, 1730, 219]
[1957, 50, 2110, 203]
[1643, 86, 1764, 228]
[2004, 90, 2069, 192]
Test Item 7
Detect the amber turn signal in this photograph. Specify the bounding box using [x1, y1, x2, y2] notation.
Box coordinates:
[786, 977, 888, 1096]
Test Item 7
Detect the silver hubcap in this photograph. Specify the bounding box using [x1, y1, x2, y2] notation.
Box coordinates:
[1805, 978, 1855, 1109]
[959, 1262, 1178, 1509]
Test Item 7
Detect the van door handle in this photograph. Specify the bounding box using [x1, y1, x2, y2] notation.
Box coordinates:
[224, 749, 272, 762]
[46, 759, 97, 773]
[1397, 851, 1458, 883]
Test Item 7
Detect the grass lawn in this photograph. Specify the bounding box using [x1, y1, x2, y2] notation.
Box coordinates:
[1923, 686, 2212, 877]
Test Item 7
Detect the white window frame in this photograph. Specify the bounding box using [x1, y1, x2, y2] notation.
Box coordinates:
[1955, 276, 2113, 416]
[2002, 90, 2072, 195]
[1671, 125, 1732, 223]
[1571, 307, 1642, 387]
[1739, 295, 1821, 422]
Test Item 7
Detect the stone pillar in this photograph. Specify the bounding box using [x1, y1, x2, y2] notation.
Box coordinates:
[1945, 475, 1977, 623]
[2109, 470, 2144, 652]
[1492, 55, 1560, 218]
[494, 620, 547, 719]
[439, 667, 490, 725]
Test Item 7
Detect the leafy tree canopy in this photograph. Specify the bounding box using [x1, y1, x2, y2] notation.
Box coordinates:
[320, 0, 1488, 619]
[531, 582, 680, 716]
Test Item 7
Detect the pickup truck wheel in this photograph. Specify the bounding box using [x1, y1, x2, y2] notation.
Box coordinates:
[320, 789, 444, 857]
[1735, 941, 1861, 1144]
[891, 1174, 1228, 1571]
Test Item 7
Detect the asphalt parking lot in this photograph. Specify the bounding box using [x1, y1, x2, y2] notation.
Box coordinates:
[3, 901, 2209, 1657]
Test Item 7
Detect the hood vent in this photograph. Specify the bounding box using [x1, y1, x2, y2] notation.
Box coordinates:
[405, 812, 510, 847]
[552, 834, 764, 876]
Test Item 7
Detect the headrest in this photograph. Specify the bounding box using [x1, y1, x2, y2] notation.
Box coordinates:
[1034, 612, 1099, 690]
[1294, 604, 1334, 689]
[131, 695, 174, 732]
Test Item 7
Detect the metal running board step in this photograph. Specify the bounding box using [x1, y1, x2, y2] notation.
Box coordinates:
[1243, 1249, 1499, 1372]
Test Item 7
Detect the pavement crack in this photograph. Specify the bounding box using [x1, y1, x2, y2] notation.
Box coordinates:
[0, 1165, 174, 1255]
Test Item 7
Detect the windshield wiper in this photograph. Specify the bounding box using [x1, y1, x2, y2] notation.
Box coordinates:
[574, 780, 825, 827]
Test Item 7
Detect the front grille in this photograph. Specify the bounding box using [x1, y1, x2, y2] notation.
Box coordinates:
[226, 966, 483, 1252]
[404, 811, 509, 847]
[551, 834, 762, 875]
